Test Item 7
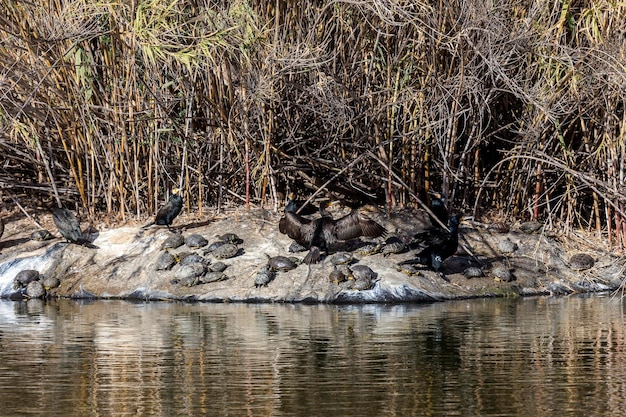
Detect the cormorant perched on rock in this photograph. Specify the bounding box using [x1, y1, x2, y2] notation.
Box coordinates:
[52, 208, 89, 245]
[143, 188, 183, 230]
[279, 201, 386, 264]
[0, 217, 4, 240]
[400, 213, 463, 273]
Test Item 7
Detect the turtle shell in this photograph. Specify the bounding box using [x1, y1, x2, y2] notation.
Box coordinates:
[180, 253, 207, 266]
[30, 229, 53, 241]
[209, 262, 228, 272]
[255, 264, 275, 287]
[205, 241, 227, 253]
[568, 253, 595, 271]
[155, 251, 177, 271]
[199, 271, 229, 284]
[329, 266, 347, 284]
[498, 238, 518, 254]
[463, 267, 484, 278]
[185, 233, 208, 248]
[382, 237, 406, 256]
[162, 233, 185, 249]
[174, 263, 206, 283]
[355, 243, 382, 256]
[352, 278, 373, 291]
[349, 264, 376, 281]
[267, 255, 298, 272]
[396, 263, 421, 276]
[14, 270, 40, 289]
[288, 242, 307, 253]
[328, 251, 354, 265]
[492, 265, 514, 282]
[26, 281, 46, 298]
[42, 276, 61, 290]
[218, 233, 243, 244]
[212, 243, 240, 259]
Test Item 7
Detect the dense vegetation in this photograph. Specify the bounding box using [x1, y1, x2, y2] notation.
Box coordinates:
[1, 0, 625, 246]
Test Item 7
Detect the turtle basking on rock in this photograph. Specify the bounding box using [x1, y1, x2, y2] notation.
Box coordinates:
[463, 266, 484, 279]
[30, 229, 53, 241]
[348, 264, 377, 290]
[205, 240, 227, 254]
[185, 234, 208, 248]
[14, 270, 41, 290]
[208, 261, 228, 273]
[155, 251, 177, 271]
[198, 271, 229, 284]
[26, 280, 46, 298]
[492, 264, 514, 282]
[498, 238, 518, 254]
[567, 253, 595, 271]
[288, 241, 307, 253]
[217, 233, 243, 245]
[329, 265, 348, 284]
[211, 243, 240, 260]
[355, 242, 383, 257]
[161, 233, 185, 250]
[265, 255, 299, 272]
[174, 263, 207, 286]
[255, 264, 276, 288]
[382, 236, 406, 256]
[328, 251, 355, 266]
[42, 276, 60, 291]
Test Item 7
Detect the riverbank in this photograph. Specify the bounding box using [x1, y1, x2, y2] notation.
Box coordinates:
[0, 206, 624, 303]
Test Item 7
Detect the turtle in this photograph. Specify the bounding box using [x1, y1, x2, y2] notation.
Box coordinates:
[329, 265, 347, 284]
[519, 221, 543, 234]
[487, 222, 510, 234]
[217, 233, 243, 245]
[42, 276, 60, 290]
[161, 233, 185, 250]
[266, 255, 299, 272]
[463, 266, 484, 279]
[568, 253, 595, 271]
[211, 243, 240, 259]
[30, 229, 53, 241]
[382, 236, 406, 256]
[204, 240, 227, 254]
[396, 263, 421, 276]
[328, 251, 354, 265]
[14, 270, 41, 289]
[349, 264, 376, 282]
[174, 263, 207, 286]
[352, 277, 374, 291]
[355, 242, 383, 256]
[198, 271, 229, 284]
[179, 253, 207, 266]
[26, 280, 46, 298]
[155, 251, 177, 271]
[208, 261, 228, 273]
[185, 233, 208, 248]
[492, 265, 514, 282]
[255, 264, 276, 287]
[288, 241, 307, 253]
[498, 238, 518, 254]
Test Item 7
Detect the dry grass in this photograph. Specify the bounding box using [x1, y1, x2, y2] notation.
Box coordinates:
[1, 0, 625, 248]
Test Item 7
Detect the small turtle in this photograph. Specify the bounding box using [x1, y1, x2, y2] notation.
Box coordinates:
[217, 233, 243, 244]
[185, 233, 208, 248]
[42, 276, 60, 290]
[212, 243, 240, 259]
[26, 280, 46, 298]
[255, 264, 276, 287]
[174, 263, 207, 286]
[349, 264, 377, 282]
[155, 251, 177, 271]
[352, 278, 374, 291]
[519, 221, 543, 234]
[382, 237, 406, 256]
[266, 255, 299, 272]
[161, 233, 185, 249]
[396, 263, 421, 276]
[179, 253, 207, 266]
[463, 267, 484, 279]
[487, 222, 510, 233]
[328, 251, 354, 265]
[329, 265, 347, 284]
[355, 243, 382, 256]
[498, 238, 518, 254]
[492, 265, 514, 282]
[30, 229, 53, 241]
[208, 261, 228, 273]
[14, 270, 41, 289]
[204, 240, 227, 254]
[199, 271, 229, 284]
[288, 241, 307, 253]
[568, 253, 595, 271]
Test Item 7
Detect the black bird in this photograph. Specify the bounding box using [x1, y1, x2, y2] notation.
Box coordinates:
[429, 193, 448, 228]
[52, 208, 89, 245]
[400, 213, 463, 273]
[0, 217, 4, 240]
[284, 193, 317, 215]
[142, 188, 183, 230]
[279, 201, 386, 264]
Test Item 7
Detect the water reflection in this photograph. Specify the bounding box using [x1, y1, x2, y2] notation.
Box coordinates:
[0, 295, 625, 416]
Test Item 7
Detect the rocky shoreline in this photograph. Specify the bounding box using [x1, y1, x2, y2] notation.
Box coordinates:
[0, 206, 624, 303]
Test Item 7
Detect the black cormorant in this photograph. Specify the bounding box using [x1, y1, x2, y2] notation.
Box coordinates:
[279, 201, 386, 264]
[0, 217, 4, 240]
[52, 208, 84, 244]
[143, 188, 183, 230]
[429, 193, 448, 228]
[400, 213, 463, 273]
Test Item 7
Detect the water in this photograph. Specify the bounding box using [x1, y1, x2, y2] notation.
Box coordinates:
[1, 295, 625, 416]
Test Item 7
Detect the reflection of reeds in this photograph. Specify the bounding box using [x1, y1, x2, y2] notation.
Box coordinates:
[2, 1, 625, 245]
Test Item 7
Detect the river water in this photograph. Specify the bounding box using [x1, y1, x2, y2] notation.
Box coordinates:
[0, 294, 625, 416]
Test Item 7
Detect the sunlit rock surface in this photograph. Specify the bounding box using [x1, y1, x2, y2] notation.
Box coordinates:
[0, 208, 623, 303]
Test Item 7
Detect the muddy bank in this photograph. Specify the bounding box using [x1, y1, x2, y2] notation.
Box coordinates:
[0, 207, 624, 303]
